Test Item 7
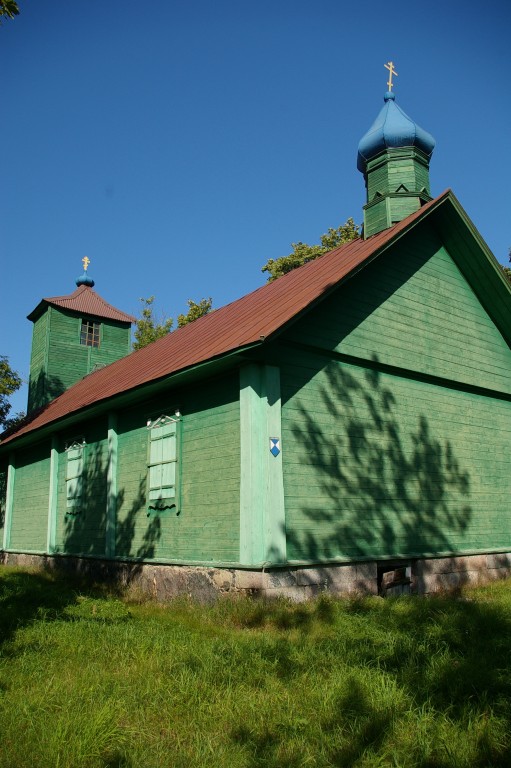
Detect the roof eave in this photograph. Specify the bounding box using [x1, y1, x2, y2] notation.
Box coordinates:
[0, 340, 262, 452]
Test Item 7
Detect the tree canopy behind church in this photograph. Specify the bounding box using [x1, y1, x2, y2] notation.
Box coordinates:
[0, 356, 22, 430]
[0, 0, 19, 22]
[133, 296, 213, 350]
[261, 218, 361, 282]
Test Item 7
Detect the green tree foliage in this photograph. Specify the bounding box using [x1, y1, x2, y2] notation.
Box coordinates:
[133, 296, 213, 350]
[0, 0, 19, 22]
[261, 218, 361, 282]
[132, 296, 173, 351]
[0, 356, 22, 429]
[501, 248, 511, 285]
[177, 297, 212, 328]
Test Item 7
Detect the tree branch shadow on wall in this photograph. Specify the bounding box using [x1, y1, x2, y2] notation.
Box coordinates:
[55, 443, 162, 590]
[27, 371, 66, 415]
[280, 354, 473, 593]
[0, 371, 65, 443]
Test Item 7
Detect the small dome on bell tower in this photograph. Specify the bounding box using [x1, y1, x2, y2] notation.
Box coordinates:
[357, 63, 436, 238]
[76, 255, 95, 287]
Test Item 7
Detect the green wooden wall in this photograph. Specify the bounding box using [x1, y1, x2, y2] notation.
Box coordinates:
[8, 442, 51, 552]
[366, 151, 430, 202]
[5, 222, 511, 569]
[280, 223, 511, 562]
[5, 373, 241, 565]
[280, 352, 511, 561]
[0, 465, 6, 545]
[115, 375, 240, 563]
[55, 419, 109, 557]
[363, 148, 431, 236]
[286, 226, 511, 394]
[28, 312, 51, 412]
[28, 306, 131, 413]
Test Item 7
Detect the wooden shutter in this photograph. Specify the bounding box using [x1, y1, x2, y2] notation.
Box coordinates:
[148, 421, 177, 511]
[66, 444, 84, 513]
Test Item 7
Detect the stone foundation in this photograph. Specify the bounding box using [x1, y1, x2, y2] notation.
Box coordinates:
[1, 551, 510, 602]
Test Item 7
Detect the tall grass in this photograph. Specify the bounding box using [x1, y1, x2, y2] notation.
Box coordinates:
[1, 567, 511, 767]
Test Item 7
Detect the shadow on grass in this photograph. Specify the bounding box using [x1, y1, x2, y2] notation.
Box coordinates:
[0, 566, 126, 653]
[0, 568, 75, 650]
[230, 588, 511, 767]
[219, 593, 335, 631]
[372, 593, 511, 715]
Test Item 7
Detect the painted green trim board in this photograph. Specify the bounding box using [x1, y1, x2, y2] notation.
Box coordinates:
[240, 364, 286, 566]
[106, 413, 118, 558]
[2, 456, 15, 550]
[46, 437, 59, 553]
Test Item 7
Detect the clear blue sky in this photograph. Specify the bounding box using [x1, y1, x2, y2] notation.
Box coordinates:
[2, 0, 510, 415]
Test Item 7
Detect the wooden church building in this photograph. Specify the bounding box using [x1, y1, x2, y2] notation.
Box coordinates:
[2, 81, 511, 598]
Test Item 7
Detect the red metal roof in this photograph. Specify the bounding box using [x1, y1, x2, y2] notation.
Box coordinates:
[27, 285, 136, 324]
[4, 193, 450, 445]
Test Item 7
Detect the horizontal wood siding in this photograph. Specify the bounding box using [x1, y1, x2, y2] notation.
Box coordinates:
[364, 200, 388, 237]
[28, 312, 49, 412]
[390, 196, 420, 223]
[0, 465, 6, 544]
[47, 309, 89, 390]
[286, 225, 511, 395]
[179, 383, 240, 562]
[55, 419, 108, 556]
[43, 309, 130, 397]
[116, 409, 154, 559]
[115, 373, 240, 563]
[90, 321, 131, 369]
[280, 224, 511, 563]
[281, 352, 511, 561]
[367, 152, 429, 200]
[9, 442, 50, 552]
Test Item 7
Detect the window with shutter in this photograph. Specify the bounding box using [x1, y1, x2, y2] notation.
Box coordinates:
[66, 441, 85, 514]
[147, 416, 180, 513]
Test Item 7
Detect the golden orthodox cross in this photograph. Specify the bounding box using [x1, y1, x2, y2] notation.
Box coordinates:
[384, 61, 398, 91]
[82, 256, 90, 271]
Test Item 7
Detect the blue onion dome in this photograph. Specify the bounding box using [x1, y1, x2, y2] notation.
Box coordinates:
[76, 272, 95, 288]
[357, 92, 435, 172]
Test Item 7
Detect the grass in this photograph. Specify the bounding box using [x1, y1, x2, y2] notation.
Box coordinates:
[1, 568, 511, 767]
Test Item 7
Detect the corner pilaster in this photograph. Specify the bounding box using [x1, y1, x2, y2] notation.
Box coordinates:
[46, 437, 59, 553]
[106, 413, 118, 558]
[2, 454, 15, 551]
[240, 364, 286, 566]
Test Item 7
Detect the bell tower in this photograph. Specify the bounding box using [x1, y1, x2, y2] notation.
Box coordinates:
[27, 259, 135, 413]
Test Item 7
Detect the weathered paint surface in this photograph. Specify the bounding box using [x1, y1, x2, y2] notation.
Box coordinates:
[280, 223, 511, 562]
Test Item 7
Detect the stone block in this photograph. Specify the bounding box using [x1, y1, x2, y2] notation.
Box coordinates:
[263, 570, 299, 589]
[294, 567, 330, 587]
[210, 568, 235, 592]
[486, 553, 511, 570]
[262, 584, 323, 602]
[234, 570, 264, 591]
